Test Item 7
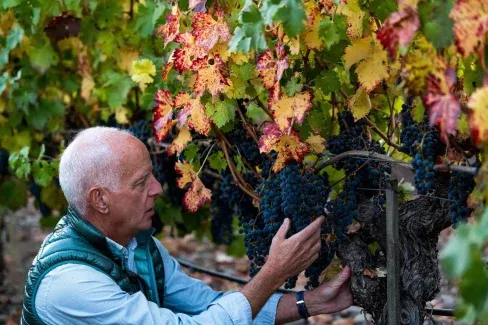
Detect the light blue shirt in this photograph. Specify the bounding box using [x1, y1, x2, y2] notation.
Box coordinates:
[35, 237, 283, 324]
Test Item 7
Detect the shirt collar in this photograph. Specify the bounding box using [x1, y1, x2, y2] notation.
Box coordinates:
[105, 237, 138, 257]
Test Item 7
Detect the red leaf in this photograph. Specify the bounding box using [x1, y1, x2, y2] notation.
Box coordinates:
[191, 12, 231, 52]
[183, 177, 212, 212]
[257, 43, 289, 90]
[157, 5, 180, 47]
[152, 90, 175, 142]
[423, 69, 460, 143]
[376, 4, 420, 59]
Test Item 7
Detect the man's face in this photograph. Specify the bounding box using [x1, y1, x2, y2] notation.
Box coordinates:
[108, 137, 163, 235]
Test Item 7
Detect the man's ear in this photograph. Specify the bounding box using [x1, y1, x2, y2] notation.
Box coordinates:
[88, 187, 110, 214]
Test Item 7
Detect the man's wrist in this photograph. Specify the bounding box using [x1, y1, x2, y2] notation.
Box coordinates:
[303, 289, 326, 316]
[259, 263, 285, 290]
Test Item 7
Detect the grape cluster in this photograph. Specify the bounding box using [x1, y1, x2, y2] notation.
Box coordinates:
[399, 104, 444, 194]
[210, 171, 239, 245]
[226, 124, 264, 165]
[448, 170, 476, 227]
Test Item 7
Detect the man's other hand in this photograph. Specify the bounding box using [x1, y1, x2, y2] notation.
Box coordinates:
[264, 217, 324, 282]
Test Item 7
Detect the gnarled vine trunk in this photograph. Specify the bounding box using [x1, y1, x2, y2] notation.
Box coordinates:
[338, 176, 451, 324]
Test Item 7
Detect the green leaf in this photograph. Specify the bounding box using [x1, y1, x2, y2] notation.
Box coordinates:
[205, 99, 236, 128]
[234, 155, 246, 173]
[318, 17, 340, 48]
[369, 0, 397, 21]
[418, 0, 454, 50]
[133, 0, 166, 38]
[37, 144, 45, 161]
[0, 48, 9, 70]
[8, 146, 30, 179]
[6, 25, 24, 50]
[315, 70, 340, 95]
[231, 63, 253, 81]
[261, 0, 306, 38]
[32, 160, 54, 187]
[0, 179, 27, 210]
[229, 0, 267, 53]
[246, 102, 268, 123]
[440, 224, 474, 278]
[285, 75, 303, 96]
[463, 58, 484, 94]
[183, 144, 199, 162]
[102, 72, 134, 109]
[2, 0, 21, 9]
[28, 40, 59, 74]
[208, 151, 228, 172]
[41, 182, 67, 211]
[93, 0, 122, 29]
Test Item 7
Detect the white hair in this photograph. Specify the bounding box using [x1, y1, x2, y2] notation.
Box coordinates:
[59, 126, 136, 216]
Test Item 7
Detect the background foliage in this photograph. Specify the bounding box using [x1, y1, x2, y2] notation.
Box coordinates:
[1, 0, 488, 323]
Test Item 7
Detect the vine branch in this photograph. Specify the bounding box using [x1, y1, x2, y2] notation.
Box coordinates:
[364, 116, 401, 150]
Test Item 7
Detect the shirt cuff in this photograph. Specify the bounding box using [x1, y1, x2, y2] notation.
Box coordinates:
[253, 293, 283, 324]
[210, 292, 252, 325]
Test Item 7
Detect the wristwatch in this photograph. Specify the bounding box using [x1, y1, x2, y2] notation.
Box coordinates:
[296, 291, 310, 319]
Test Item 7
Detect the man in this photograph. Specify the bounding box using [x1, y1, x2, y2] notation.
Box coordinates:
[21, 127, 353, 325]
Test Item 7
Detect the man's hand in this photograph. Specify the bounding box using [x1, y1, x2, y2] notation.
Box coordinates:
[305, 266, 353, 315]
[264, 217, 324, 282]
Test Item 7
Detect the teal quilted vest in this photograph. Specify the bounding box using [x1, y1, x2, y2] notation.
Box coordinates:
[21, 207, 165, 325]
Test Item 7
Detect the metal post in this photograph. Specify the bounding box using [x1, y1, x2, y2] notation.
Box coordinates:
[386, 179, 400, 325]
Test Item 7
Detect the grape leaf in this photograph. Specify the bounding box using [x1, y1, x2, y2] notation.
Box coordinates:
[192, 11, 231, 52]
[157, 5, 180, 47]
[168, 126, 193, 155]
[261, 0, 306, 38]
[258, 122, 310, 172]
[192, 55, 229, 98]
[343, 36, 389, 92]
[153, 89, 176, 142]
[174, 93, 212, 136]
[272, 91, 313, 132]
[173, 32, 207, 73]
[369, 0, 398, 21]
[133, 0, 166, 37]
[208, 151, 228, 171]
[318, 17, 340, 49]
[423, 69, 460, 143]
[183, 176, 212, 212]
[175, 161, 195, 188]
[228, 0, 267, 53]
[131, 59, 156, 90]
[257, 43, 288, 90]
[376, 4, 420, 59]
[467, 85, 488, 145]
[450, 0, 488, 61]
[349, 86, 371, 121]
[32, 160, 54, 187]
[418, 0, 454, 50]
[205, 98, 236, 127]
[315, 70, 340, 95]
[285, 75, 303, 96]
[305, 134, 325, 153]
[303, 0, 322, 50]
[28, 40, 59, 74]
[183, 144, 199, 163]
[336, 0, 365, 39]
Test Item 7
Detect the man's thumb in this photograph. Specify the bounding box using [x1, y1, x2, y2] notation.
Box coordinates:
[330, 265, 351, 290]
[275, 218, 290, 241]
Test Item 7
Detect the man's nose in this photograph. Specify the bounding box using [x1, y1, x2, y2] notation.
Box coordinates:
[149, 175, 163, 197]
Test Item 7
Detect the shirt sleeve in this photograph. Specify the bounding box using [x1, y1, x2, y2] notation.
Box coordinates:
[35, 264, 252, 325]
[153, 238, 284, 324]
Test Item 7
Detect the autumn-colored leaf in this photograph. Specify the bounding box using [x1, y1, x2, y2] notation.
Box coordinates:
[168, 125, 192, 155]
[153, 89, 175, 142]
[259, 123, 310, 172]
[257, 43, 288, 90]
[81, 75, 94, 102]
[450, 0, 488, 65]
[192, 11, 231, 52]
[272, 91, 313, 132]
[336, 0, 365, 39]
[376, 4, 420, 59]
[423, 69, 460, 143]
[467, 85, 488, 145]
[183, 177, 212, 212]
[343, 36, 389, 92]
[173, 32, 207, 73]
[363, 268, 377, 279]
[118, 48, 139, 72]
[189, 0, 206, 10]
[306, 135, 325, 153]
[191, 55, 229, 98]
[349, 86, 371, 121]
[175, 161, 194, 188]
[174, 92, 212, 135]
[131, 59, 156, 90]
[157, 5, 180, 47]
[303, 0, 323, 50]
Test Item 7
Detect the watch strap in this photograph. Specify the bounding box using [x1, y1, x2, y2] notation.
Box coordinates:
[296, 290, 310, 319]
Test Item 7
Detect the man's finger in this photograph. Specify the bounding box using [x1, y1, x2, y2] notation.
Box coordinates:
[273, 218, 290, 242]
[329, 266, 351, 291]
[291, 216, 324, 240]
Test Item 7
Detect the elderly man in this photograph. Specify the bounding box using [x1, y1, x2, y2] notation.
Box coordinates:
[21, 127, 353, 325]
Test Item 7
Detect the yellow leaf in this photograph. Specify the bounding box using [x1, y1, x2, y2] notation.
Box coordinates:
[175, 161, 195, 188]
[210, 42, 230, 62]
[304, 19, 322, 50]
[349, 86, 371, 121]
[223, 77, 247, 99]
[457, 112, 470, 140]
[467, 86, 488, 145]
[57, 37, 83, 52]
[183, 177, 212, 212]
[118, 48, 139, 72]
[168, 126, 192, 155]
[343, 36, 389, 92]
[131, 58, 156, 88]
[336, 0, 365, 39]
[81, 75, 95, 102]
[305, 135, 325, 153]
[272, 91, 312, 132]
[115, 106, 131, 124]
[230, 51, 251, 64]
[192, 56, 228, 98]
